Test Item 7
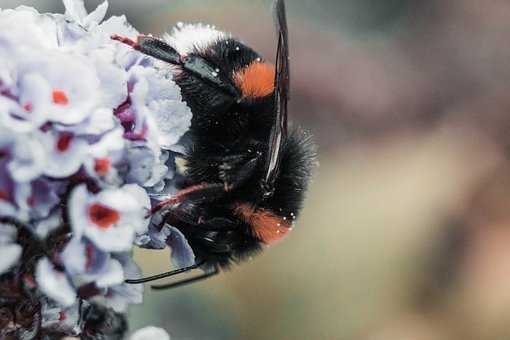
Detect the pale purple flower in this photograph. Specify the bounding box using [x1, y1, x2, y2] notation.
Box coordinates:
[69, 184, 149, 252]
[63, 0, 108, 30]
[94, 253, 144, 313]
[36, 258, 77, 307]
[40, 129, 89, 178]
[0, 0, 196, 336]
[24, 179, 61, 220]
[61, 237, 124, 289]
[0, 223, 22, 274]
[140, 224, 195, 268]
[0, 126, 46, 184]
[0, 6, 59, 50]
[125, 146, 169, 190]
[16, 52, 101, 125]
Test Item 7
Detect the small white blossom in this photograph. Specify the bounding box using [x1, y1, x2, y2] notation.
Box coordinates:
[69, 184, 148, 252]
[36, 258, 77, 307]
[130, 326, 171, 340]
[0, 223, 21, 274]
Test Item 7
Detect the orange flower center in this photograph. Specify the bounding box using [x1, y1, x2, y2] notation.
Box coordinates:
[88, 203, 120, 229]
[94, 158, 111, 176]
[52, 89, 69, 105]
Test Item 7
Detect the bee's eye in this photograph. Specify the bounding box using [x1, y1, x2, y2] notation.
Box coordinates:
[234, 62, 275, 99]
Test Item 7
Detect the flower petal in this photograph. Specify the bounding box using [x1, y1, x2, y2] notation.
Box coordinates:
[165, 225, 195, 268]
[36, 258, 76, 307]
[0, 243, 21, 274]
[63, 0, 88, 23]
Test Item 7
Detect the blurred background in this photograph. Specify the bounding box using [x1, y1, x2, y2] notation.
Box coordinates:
[6, 0, 510, 339]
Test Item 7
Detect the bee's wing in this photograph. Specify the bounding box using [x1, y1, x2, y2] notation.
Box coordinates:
[264, 0, 289, 192]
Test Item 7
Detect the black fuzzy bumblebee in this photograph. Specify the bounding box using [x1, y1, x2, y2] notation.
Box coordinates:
[113, 0, 316, 289]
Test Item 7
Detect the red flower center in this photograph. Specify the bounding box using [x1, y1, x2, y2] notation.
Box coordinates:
[23, 103, 33, 112]
[88, 203, 120, 229]
[27, 195, 35, 207]
[56, 132, 74, 153]
[0, 190, 9, 201]
[52, 89, 69, 105]
[94, 158, 111, 176]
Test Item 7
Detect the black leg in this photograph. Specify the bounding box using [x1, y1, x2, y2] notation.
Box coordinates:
[151, 266, 219, 290]
[125, 261, 205, 284]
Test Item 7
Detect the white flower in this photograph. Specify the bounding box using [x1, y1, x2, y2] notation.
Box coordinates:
[96, 253, 144, 313]
[128, 65, 192, 150]
[40, 129, 89, 178]
[0, 125, 47, 183]
[36, 258, 77, 307]
[69, 184, 149, 252]
[0, 223, 22, 274]
[0, 6, 59, 50]
[63, 0, 108, 30]
[61, 238, 120, 284]
[16, 52, 101, 125]
[141, 224, 195, 268]
[130, 326, 171, 340]
[81, 130, 125, 186]
[0, 88, 46, 132]
[0, 0, 195, 335]
[125, 146, 171, 191]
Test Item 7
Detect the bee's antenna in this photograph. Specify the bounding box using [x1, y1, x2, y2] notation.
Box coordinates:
[125, 261, 206, 284]
[111, 34, 240, 98]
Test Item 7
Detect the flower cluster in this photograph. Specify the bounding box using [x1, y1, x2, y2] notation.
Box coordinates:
[0, 0, 193, 338]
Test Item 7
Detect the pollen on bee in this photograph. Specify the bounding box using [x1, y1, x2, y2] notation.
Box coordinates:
[234, 62, 275, 99]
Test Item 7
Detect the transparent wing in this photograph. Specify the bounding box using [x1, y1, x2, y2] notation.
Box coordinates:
[264, 0, 289, 193]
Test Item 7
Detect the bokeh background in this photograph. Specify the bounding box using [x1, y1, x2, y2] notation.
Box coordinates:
[6, 0, 510, 339]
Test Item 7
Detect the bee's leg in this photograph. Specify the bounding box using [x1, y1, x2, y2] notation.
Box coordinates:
[149, 183, 226, 215]
[150, 266, 219, 290]
[218, 155, 260, 191]
[150, 155, 260, 215]
[163, 207, 237, 231]
[125, 261, 206, 284]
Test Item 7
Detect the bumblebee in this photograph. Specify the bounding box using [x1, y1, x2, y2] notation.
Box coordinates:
[113, 0, 316, 289]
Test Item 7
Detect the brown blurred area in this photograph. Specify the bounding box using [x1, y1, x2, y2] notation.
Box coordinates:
[9, 0, 510, 339]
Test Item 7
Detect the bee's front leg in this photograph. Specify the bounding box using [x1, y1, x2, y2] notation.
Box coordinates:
[218, 155, 260, 191]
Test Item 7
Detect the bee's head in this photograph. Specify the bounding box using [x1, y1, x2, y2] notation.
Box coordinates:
[161, 24, 277, 133]
[112, 24, 278, 137]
